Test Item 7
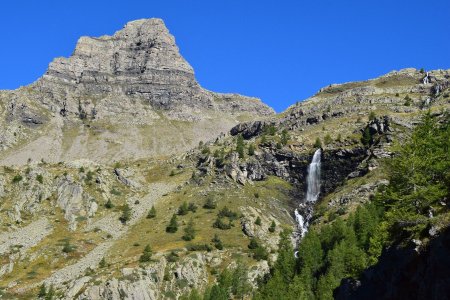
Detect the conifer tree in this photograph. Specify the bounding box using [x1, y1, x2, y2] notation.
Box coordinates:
[139, 244, 153, 262]
[166, 214, 178, 233]
[182, 218, 196, 241]
[147, 205, 156, 218]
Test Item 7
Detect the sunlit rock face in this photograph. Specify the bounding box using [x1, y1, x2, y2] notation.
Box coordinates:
[38, 19, 206, 110]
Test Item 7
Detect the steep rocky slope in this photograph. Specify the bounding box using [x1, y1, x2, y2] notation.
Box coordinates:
[0, 19, 273, 166]
[0, 18, 449, 300]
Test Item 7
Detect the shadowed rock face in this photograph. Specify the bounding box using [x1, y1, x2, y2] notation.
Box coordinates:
[334, 226, 450, 300]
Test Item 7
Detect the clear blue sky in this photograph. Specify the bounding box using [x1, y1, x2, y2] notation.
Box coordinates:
[1, 1, 449, 112]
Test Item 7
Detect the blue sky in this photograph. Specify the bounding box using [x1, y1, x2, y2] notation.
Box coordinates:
[1, 1, 449, 112]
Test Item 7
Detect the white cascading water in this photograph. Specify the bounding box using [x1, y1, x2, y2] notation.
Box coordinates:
[423, 71, 430, 85]
[296, 148, 322, 238]
[306, 148, 322, 203]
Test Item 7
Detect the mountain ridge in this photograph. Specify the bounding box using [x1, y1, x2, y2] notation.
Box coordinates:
[0, 18, 273, 166]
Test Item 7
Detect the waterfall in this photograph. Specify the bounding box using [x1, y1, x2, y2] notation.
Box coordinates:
[306, 149, 322, 202]
[296, 148, 322, 238]
[423, 71, 430, 85]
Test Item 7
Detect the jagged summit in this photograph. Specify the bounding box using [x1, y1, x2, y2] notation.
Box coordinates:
[35, 18, 208, 111]
[31, 18, 273, 115]
[0, 19, 273, 165]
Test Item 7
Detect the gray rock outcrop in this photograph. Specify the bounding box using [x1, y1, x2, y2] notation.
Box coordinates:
[33, 18, 273, 120]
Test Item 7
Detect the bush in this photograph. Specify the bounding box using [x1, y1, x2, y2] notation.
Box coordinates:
[178, 201, 189, 215]
[248, 239, 268, 260]
[187, 244, 213, 252]
[147, 206, 156, 219]
[85, 171, 94, 182]
[324, 134, 333, 145]
[119, 204, 132, 224]
[252, 245, 269, 261]
[45, 285, 55, 300]
[336, 133, 342, 142]
[110, 188, 121, 196]
[255, 216, 262, 226]
[188, 202, 198, 213]
[213, 218, 232, 230]
[218, 206, 238, 220]
[261, 134, 267, 144]
[265, 124, 277, 135]
[62, 240, 76, 253]
[313, 137, 322, 148]
[167, 251, 179, 262]
[404, 95, 412, 106]
[139, 244, 153, 263]
[369, 111, 376, 121]
[212, 234, 224, 250]
[203, 198, 217, 209]
[166, 214, 179, 233]
[36, 174, 44, 184]
[12, 175, 23, 183]
[105, 199, 114, 209]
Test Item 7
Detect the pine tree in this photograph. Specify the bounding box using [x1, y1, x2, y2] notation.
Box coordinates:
[182, 218, 196, 241]
[361, 127, 372, 146]
[261, 134, 267, 144]
[147, 205, 156, 218]
[281, 129, 290, 145]
[269, 220, 276, 233]
[255, 216, 262, 226]
[203, 197, 216, 209]
[45, 285, 54, 300]
[139, 244, 153, 262]
[236, 134, 245, 158]
[248, 143, 255, 156]
[105, 199, 114, 209]
[166, 214, 178, 233]
[188, 202, 198, 213]
[212, 234, 223, 250]
[99, 257, 107, 268]
[38, 284, 46, 298]
[178, 201, 189, 215]
[119, 204, 131, 224]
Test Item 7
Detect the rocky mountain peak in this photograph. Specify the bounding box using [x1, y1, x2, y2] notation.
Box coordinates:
[0, 19, 273, 165]
[38, 18, 202, 108]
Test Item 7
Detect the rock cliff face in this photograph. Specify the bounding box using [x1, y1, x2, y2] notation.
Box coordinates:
[34, 19, 265, 116]
[0, 19, 273, 165]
